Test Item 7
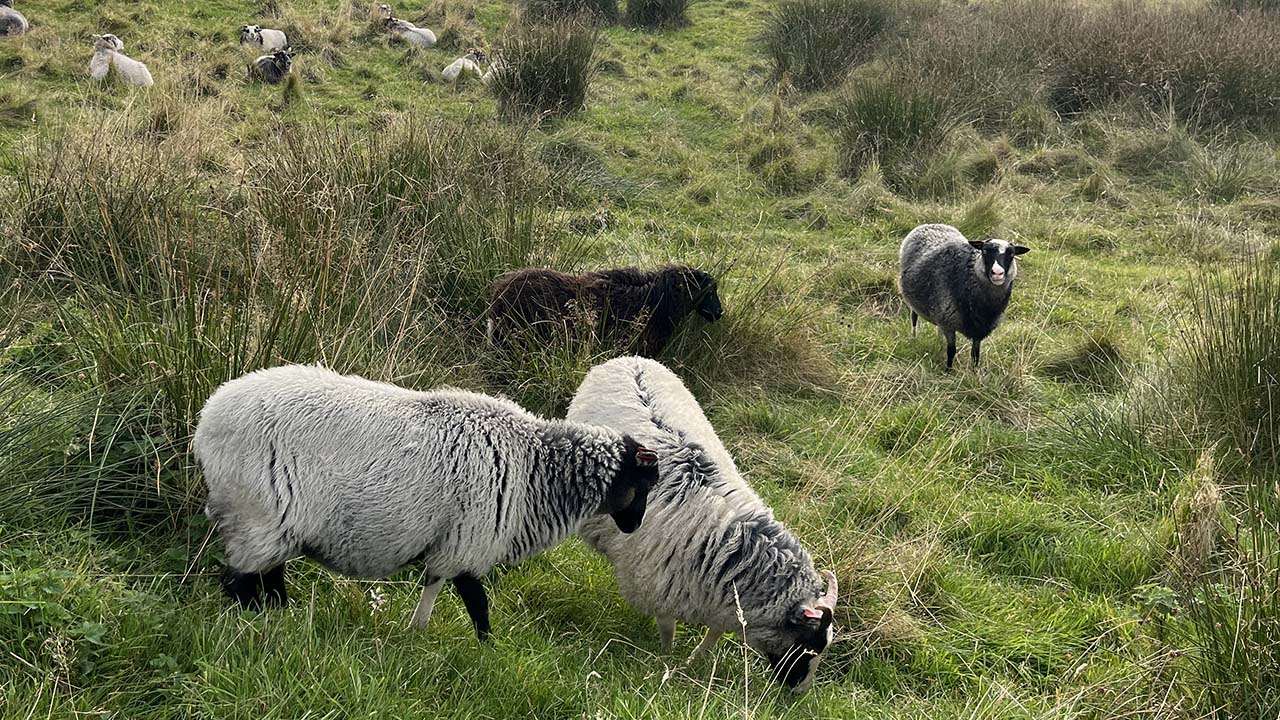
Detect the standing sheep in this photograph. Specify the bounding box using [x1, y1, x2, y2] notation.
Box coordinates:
[379, 3, 436, 48]
[487, 265, 724, 357]
[899, 223, 1030, 369]
[88, 34, 153, 87]
[193, 365, 658, 641]
[251, 47, 295, 84]
[239, 24, 289, 52]
[0, 0, 29, 37]
[567, 357, 838, 692]
[442, 47, 486, 84]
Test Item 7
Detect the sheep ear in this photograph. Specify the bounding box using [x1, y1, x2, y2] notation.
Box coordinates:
[1013, 245, 1030, 255]
[968, 240, 986, 250]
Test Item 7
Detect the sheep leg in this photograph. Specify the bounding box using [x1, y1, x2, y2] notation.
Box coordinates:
[410, 576, 444, 629]
[452, 574, 491, 643]
[687, 629, 721, 663]
[220, 566, 263, 610]
[911, 311, 918, 337]
[944, 329, 957, 371]
[971, 338, 982, 368]
[261, 564, 288, 608]
[658, 616, 676, 652]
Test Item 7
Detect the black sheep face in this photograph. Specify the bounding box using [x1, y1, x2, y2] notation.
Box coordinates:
[272, 48, 295, 70]
[763, 605, 834, 691]
[604, 436, 658, 533]
[686, 270, 723, 322]
[968, 239, 1029, 288]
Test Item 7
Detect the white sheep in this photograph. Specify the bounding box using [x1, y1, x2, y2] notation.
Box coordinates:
[379, 3, 436, 48]
[0, 0, 29, 36]
[567, 357, 838, 693]
[88, 34, 153, 88]
[899, 223, 1030, 369]
[193, 365, 657, 640]
[239, 24, 288, 52]
[442, 47, 486, 84]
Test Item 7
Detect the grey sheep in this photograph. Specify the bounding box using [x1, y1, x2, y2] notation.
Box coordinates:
[0, 0, 29, 36]
[251, 47, 294, 84]
[193, 365, 657, 641]
[567, 357, 838, 693]
[898, 223, 1029, 369]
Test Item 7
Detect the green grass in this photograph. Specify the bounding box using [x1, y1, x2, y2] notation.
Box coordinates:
[1, 0, 1278, 717]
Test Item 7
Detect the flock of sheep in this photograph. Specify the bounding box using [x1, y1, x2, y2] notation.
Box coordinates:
[0, 0, 494, 87]
[4, 0, 1036, 692]
[193, 225, 1027, 692]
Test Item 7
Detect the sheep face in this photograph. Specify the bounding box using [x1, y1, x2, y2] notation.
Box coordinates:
[600, 437, 657, 533]
[0, 1, 13, 9]
[239, 25, 261, 45]
[271, 48, 295, 70]
[93, 34, 124, 51]
[968, 239, 1029, 288]
[465, 47, 487, 64]
[748, 571, 838, 692]
[687, 269, 723, 322]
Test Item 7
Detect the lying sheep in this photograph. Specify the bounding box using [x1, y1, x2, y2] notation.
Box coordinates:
[0, 0, 29, 36]
[568, 357, 838, 692]
[379, 3, 436, 48]
[193, 365, 657, 641]
[239, 24, 289, 52]
[251, 47, 294, 84]
[88, 34, 153, 87]
[488, 265, 724, 357]
[442, 47, 486, 84]
[899, 224, 1030, 369]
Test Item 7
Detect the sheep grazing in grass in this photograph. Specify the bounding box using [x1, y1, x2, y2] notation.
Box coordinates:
[568, 357, 839, 693]
[899, 223, 1030, 370]
[193, 365, 658, 641]
[239, 24, 289, 52]
[487, 265, 724, 357]
[379, 3, 436, 48]
[88, 34, 153, 87]
[0, 0, 29, 37]
[442, 47, 486, 84]
[252, 47, 295, 84]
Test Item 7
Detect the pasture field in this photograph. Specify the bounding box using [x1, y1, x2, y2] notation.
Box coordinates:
[1, 0, 1277, 718]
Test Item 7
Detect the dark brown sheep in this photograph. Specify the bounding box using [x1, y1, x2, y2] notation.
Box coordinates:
[486, 265, 724, 357]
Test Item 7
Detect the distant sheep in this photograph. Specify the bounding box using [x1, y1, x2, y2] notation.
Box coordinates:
[88, 34, 153, 87]
[488, 265, 724, 357]
[568, 357, 838, 692]
[193, 365, 658, 641]
[379, 3, 436, 48]
[251, 47, 294, 84]
[442, 48, 486, 84]
[239, 24, 289, 52]
[0, 0, 29, 36]
[899, 223, 1030, 369]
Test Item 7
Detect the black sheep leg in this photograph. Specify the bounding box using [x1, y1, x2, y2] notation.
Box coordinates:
[221, 566, 262, 610]
[261, 564, 288, 608]
[944, 329, 957, 371]
[971, 338, 982, 368]
[911, 311, 918, 337]
[453, 574, 491, 642]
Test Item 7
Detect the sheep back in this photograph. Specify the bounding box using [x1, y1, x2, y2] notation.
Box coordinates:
[899, 223, 1011, 341]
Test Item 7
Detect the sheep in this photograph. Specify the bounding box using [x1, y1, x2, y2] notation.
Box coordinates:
[442, 47, 486, 84]
[192, 364, 658, 641]
[378, 3, 436, 48]
[567, 356, 838, 693]
[0, 0, 29, 37]
[487, 265, 724, 357]
[251, 47, 295, 84]
[88, 34, 153, 88]
[239, 24, 289, 52]
[899, 223, 1030, 369]
[480, 54, 506, 85]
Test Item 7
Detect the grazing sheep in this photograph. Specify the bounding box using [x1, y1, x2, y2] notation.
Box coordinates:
[487, 265, 724, 357]
[442, 47, 486, 84]
[239, 24, 289, 52]
[193, 365, 657, 641]
[88, 34, 153, 87]
[567, 357, 838, 692]
[251, 47, 294, 84]
[0, 0, 29, 37]
[899, 223, 1030, 369]
[379, 3, 436, 48]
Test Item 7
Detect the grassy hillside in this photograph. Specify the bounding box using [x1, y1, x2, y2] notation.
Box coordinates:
[1, 0, 1278, 718]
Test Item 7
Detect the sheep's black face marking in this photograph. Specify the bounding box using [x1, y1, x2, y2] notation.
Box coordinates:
[608, 436, 656, 533]
[968, 239, 1029, 288]
[766, 606, 833, 689]
[686, 270, 723, 322]
[0, 1, 14, 9]
[697, 287, 723, 322]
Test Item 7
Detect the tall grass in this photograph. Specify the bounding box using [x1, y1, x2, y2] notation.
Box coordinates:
[522, 0, 619, 23]
[626, 0, 693, 29]
[834, 75, 956, 193]
[489, 17, 600, 118]
[761, 0, 896, 91]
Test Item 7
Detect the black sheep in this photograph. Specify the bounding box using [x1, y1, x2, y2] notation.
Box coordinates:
[487, 265, 724, 357]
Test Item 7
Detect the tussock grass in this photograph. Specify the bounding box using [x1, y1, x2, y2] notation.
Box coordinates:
[762, 0, 896, 92]
[835, 74, 956, 193]
[625, 0, 693, 29]
[489, 16, 599, 118]
[522, 0, 619, 24]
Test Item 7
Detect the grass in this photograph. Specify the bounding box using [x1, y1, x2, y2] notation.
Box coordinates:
[625, 0, 694, 28]
[1, 0, 1279, 717]
[761, 0, 896, 91]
